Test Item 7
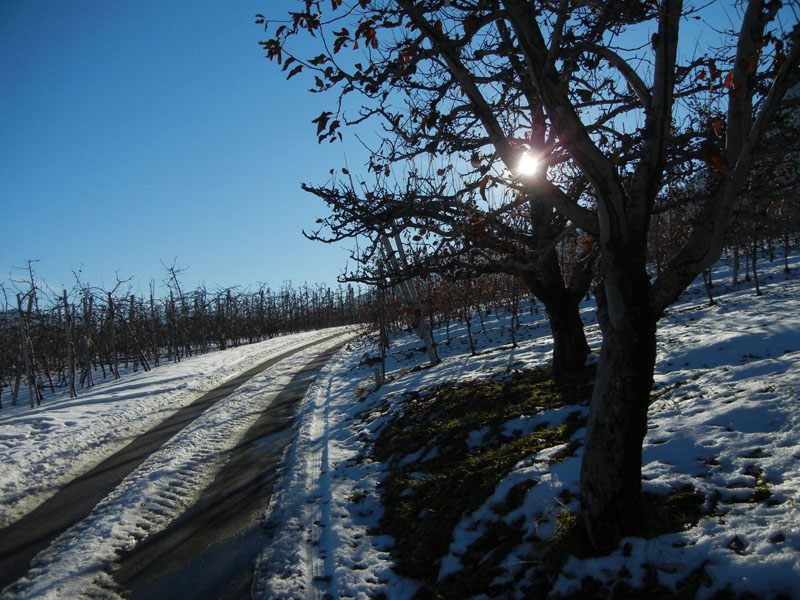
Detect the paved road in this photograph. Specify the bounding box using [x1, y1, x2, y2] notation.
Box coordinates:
[0, 333, 348, 596]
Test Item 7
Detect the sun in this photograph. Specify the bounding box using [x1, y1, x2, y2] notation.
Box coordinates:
[516, 152, 539, 177]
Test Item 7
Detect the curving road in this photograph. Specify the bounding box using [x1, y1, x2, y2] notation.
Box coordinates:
[0, 333, 350, 598]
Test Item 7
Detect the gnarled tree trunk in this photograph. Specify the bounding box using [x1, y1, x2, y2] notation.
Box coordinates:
[519, 246, 594, 379]
[580, 252, 657, 549]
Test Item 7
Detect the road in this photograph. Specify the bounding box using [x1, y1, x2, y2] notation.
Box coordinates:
[0, 333, 349, 598]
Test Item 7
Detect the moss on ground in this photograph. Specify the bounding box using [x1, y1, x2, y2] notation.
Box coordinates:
[368, 365, 593, 598]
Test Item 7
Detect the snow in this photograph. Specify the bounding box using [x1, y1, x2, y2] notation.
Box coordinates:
[2, 253, 800, 599]
[0, 328, 354, 599]
[255, 254, 800, 599]
[252, 347, 418, 600]
[0, 327, 352, 530]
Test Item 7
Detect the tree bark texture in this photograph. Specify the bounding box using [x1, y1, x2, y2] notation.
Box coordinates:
[579, 256, 657, 550]
[519, 249, 592, 379]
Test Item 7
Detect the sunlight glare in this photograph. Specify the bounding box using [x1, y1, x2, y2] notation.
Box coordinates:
[517, 152, 539, 177]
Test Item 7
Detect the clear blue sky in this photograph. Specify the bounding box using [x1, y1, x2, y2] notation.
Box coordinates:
[0, 1, 766, 299]
[1, 1, 365, 297]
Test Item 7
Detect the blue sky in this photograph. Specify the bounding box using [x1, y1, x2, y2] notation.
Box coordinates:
[1, 1, 365, 296]
[0, 1, 766, 298]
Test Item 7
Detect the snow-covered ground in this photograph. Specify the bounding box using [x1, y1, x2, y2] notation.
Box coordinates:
[0, 327, 353, 530]
[1, 253, 799, 599]
[0, 327, 354, 599]
[255, 254, 800, 599]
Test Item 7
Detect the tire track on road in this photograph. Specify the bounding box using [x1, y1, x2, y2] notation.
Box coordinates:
[106, 341, 349, 600]
[0, 332, 350, 596]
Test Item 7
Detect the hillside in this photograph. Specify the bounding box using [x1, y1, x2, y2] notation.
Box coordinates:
[256, 252, 800, 599]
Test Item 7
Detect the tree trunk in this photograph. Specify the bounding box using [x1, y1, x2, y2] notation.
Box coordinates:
[580, 260, 656, 551]
[744, 246, 751, 281]
[518, 255, 591, 380]
[381, 234, 439, 366]
[17, 294, 37, 408]
[508, 278, 519, 348]
[751, 235, 762, 296]
[107, 293, 120, 379]
[81, 294, 94, 389]
[784, 233, 791, 273]
[545, 295, 591, 377]
[150, 292, 160, 367]
[701, 269, 716, 305]
[129, 295, 137, 372]
[12, 366, 21, 407]
[462, 278, 477, 356]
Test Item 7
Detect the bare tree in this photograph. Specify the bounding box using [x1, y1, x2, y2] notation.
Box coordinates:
[261, 0, 800, 548]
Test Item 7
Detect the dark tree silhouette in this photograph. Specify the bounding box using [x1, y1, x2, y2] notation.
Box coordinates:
[260, 0, 800, 548]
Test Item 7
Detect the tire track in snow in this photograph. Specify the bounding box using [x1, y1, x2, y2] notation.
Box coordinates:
[252, 350, 345, 600]
[307, 374, 336, 600]
[0, 333, 353, 600]
[106, 340, 351, 600]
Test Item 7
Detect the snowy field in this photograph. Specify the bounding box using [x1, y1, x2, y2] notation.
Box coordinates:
[1, 253, 799, 599]
[255, 254, 800, 599]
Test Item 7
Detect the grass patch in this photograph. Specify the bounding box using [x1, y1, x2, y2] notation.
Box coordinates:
[368, 365, 594, 599]
[365, 363, 718, 599]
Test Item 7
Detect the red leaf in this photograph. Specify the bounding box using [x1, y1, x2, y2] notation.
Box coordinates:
[724, 71, 734, 88]
[712, 119, 724, 136]
[749, 52, 759, 72]
[708, 60, 721, 80]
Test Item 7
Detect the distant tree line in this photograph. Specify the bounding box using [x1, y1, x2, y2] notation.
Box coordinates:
[0, 265, 365, 409]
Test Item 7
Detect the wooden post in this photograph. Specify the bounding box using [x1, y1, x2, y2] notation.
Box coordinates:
[63, 290, 77, 398]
